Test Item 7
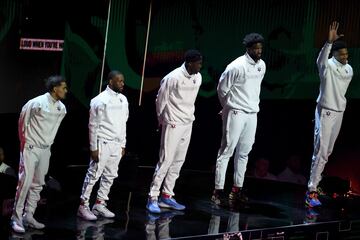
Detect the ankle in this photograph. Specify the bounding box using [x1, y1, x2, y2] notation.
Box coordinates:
[149, 196, 158, 201]
[96, 199, 105, 205]
[24, 212, 34, 218]
[213, 189, 224, 195]
[231, 186, 241, 193]
[161, 193, 171, 199]
[80, 199, 87, 206]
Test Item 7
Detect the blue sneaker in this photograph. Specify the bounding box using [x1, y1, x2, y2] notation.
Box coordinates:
[304, 207, 319, 224]
[306, 207, 320, 216]
[146, 212, 160, 223]
[147, 198, 161, 213]
[158, 197, 185, 211]
[305, 191, 322, 208]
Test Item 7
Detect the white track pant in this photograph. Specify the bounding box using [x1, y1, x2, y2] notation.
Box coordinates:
[80, 140, 122, 205]
[12, 144, 51, 223]
[308, 106, 344, 192]
[208, 212, 240, 234]
[215, 109, 257, 189]
[149, 123, 192, 197]
[145, 218, 171, 240]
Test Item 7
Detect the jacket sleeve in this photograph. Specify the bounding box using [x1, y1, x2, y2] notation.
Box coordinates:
[120, 99, 129, 148]
[155, 78, 174, 119]
[53, 105, 67, 135]
[217, 66, 240, 107]
[18, 100, 40, 148]
[89, 100, 104, 151]
[316, 42, 332, 78]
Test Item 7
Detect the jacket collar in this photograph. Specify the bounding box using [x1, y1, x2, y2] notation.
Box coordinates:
[106, 85, 119, 96]
[245, 52, 259, 65]
[331, 56, 347, 67]
[46, 92, 58, 104]
[181, 63, 194, 78]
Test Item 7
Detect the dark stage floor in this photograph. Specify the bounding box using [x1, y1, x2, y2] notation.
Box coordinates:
[1, 164, 360, 240]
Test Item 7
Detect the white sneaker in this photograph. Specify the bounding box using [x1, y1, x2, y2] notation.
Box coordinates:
[92, 203, 115, 218]
[77, 205, 97, 221]
[11, 220, 25, 233]
[23, 213, 45, 229]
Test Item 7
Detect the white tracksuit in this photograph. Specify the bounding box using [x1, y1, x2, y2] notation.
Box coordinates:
[208, 212, 240, 235]
[12, 93, 66, 223]
[145, 218, 171, 240]
[308, 42, 353, 192]
[215, 53, 266, 189]
[80, 86, 128, 205]
[149, 63, 202, 197]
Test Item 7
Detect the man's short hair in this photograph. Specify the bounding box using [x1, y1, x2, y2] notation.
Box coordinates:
[107, 70, 123, 82]
[184, 49, 202, 63]
[243, 33, 264, 48]
[45, 75, 66, 92]
[331, 40, 347, 53]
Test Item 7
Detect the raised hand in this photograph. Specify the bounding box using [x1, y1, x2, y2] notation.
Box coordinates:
[328, 21, 344, 43]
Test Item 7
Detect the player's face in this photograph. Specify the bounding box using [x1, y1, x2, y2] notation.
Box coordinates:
[334, 48, 348, 65]
[188, 59, 203, 74]
[54, 82, 68, 100]
[110, 74, 125, 93]
[247, 43, 263, 61]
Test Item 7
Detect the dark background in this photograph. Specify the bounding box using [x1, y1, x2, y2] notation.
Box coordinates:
[1, 0, 360, 191]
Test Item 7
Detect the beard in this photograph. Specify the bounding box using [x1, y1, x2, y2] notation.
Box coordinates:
[114, 88, 122, 93]
[249, 53, 261, 61]
[253, 55, 261, 61]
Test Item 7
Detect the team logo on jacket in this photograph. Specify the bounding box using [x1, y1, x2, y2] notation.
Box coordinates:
[258, 67, 261, 72]
[57, 106, 61, 111]
[193, 79, 196, 84]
